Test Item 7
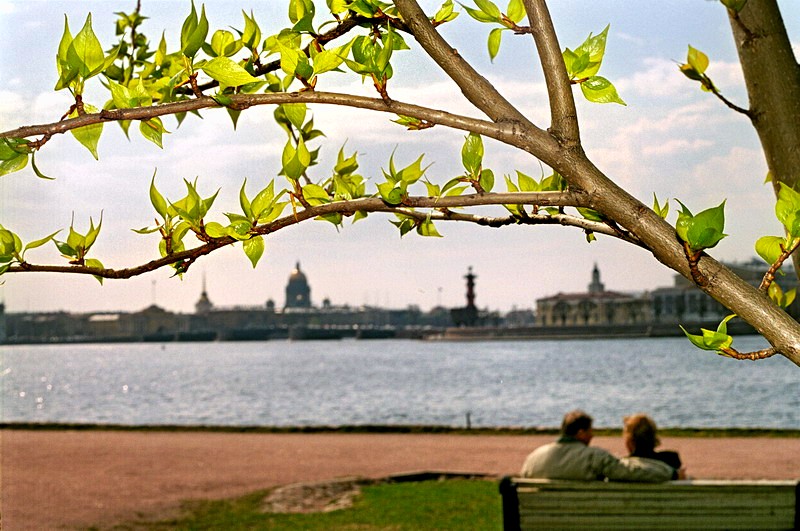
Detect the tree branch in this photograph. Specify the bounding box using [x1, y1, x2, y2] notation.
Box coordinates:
[1, 91, 560, 162]
[6, 190, 600, 278]
[522, 0, 580, 145]
[393, 0, 544, 133]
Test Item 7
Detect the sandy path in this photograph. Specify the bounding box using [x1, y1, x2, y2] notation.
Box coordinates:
[2, 429, 799, 529]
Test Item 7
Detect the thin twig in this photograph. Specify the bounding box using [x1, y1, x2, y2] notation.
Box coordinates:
[719, 346, 778, 360]
[759, 238, 800, 291]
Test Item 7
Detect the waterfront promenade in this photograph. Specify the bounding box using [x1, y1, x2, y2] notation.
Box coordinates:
[2, 429, 799, 529]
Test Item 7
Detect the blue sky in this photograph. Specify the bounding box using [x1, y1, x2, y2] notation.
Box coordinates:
[1, 0, 799, 314]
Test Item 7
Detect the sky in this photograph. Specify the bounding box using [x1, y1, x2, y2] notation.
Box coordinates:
[1, 0, 799, 315]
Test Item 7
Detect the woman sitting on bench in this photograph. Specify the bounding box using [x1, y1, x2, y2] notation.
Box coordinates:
[623, 413, 685, 479]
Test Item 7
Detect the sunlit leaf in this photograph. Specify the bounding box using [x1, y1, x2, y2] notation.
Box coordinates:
[69, 104, 103, 159]
[243, 235, 264, 267]
[687, 45, 709, 74]
[580, 76, 626, 105]
[201, 56, 260, 86]
[755, 235, 785, 266]
[488, 28, 503, 61]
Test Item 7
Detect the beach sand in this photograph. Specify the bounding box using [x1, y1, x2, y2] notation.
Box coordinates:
[2, 429, 799, 529]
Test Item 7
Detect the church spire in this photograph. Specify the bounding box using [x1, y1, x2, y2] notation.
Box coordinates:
[588, 263, 605, 294]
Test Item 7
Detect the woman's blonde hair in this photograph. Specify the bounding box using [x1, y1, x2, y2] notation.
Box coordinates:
[623, 413, 660, 454]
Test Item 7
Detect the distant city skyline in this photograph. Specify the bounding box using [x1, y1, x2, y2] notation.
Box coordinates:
[1, 1, 799, 314]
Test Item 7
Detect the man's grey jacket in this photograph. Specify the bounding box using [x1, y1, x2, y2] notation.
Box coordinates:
[520, 437, 676, 482]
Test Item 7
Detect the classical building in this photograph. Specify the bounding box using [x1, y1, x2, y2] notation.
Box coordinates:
[536, 264, 652, 326]
[285, 261, 311, 309]
[652, 258, 800, 323]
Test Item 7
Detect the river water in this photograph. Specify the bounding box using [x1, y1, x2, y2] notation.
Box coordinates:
[1, 336, 798, 429]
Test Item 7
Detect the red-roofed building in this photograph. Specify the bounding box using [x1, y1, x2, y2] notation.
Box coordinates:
[536, 264, 652, 326]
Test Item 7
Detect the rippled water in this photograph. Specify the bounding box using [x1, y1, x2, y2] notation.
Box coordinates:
[2, 336, 798, 428]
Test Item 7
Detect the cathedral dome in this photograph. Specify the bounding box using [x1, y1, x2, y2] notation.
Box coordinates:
[285, 261, 312, 309]
[288, 264, 307, 283]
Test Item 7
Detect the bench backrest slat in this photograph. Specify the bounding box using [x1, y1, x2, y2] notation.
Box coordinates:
[501, 478, 800, 531]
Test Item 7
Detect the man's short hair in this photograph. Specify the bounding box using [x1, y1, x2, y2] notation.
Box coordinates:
[561, 410, 593, 436]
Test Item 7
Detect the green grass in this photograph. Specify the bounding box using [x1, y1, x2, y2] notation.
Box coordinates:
[113, 479, 502, 530]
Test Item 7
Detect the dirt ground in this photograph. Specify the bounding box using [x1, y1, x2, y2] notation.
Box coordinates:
[2, 429, 799, 530]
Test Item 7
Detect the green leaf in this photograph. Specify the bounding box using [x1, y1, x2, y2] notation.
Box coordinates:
[85, 257, 104, 284]
[474, 0, 502, 20]
[209, 29, 243, 57]
[541, 172, 566, 191]
[424, 180, 441, 197]
[675, 200, 693, 244]
[463, 5, 497, 23]
[0, 151, 28, 177]
[241, 10, 262, 50]
[686, 200, 727, 250]
[580, 76, 626, 105]
[140, 117, 167, 148]
[416, 218, 442, 237]
[251, 181, 277, 220]
[785, 288, 797, 308]
[302, 183, 330, 206]
[69, 104, 103, 159]
[433, 0, 459, 23]
[488, 28, 503, 61]
[312, 40, 354, 75]
[573, 25, 609, 78]
[23, 231, 60, 254]
[55, 16, 78, 91]
[29, 152, 54, 180]
[201, 56, 260, 86]
[204, 221, 228, 238]
[276, 38, 309, 78]
[55, 240, 77, 258]
[243, 235, 264, 268]
[768, 281, 788, 307]
[378, 182, 404, 205]
[181, 2, 209, 58]
[0, 227, 21, 258]
[84, 213, 103, 249]
[687, 45, 709, 74]
[391, 216, 415, 237]
[150, 175, 169, 218]
[282, 103, 307, 130]
[755, 235, 785, 265]
[577, 207, 604, 222]
[67, 14, 105, 78]
[653, 193, 669, 219]
[479, 168, 494, 192]
[394, 154, 426, 184]
[281, 137, 311, 180]
[461, 133, 483, 176]
[680, 319, 734, 352]
[775, 183, 800, 237]
[506, 0, 525, 23]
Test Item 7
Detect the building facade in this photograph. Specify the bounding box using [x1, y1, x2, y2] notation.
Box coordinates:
[536, 264, 652, 326]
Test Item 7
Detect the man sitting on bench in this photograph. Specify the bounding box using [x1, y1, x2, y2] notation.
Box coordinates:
[520, 410, 677, 482]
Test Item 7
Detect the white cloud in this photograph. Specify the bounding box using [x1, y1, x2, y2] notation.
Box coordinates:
[0, 90, 25, 128]
[617, 57, 689, 99]
[642, 138, 714, 157]
[0, 1, 16, 15]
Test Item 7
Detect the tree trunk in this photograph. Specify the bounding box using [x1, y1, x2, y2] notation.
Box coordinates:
[729, 0, 800, 272]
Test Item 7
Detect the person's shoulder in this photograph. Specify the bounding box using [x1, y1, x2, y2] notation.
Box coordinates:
[622, 455, 675, 473]
[655, 450, 682, 469]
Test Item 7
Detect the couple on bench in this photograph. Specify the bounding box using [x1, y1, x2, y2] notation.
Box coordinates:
[521, 410, 685, 482]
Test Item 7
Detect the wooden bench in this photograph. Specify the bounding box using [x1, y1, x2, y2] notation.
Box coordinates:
[499, 477, 799, 530]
